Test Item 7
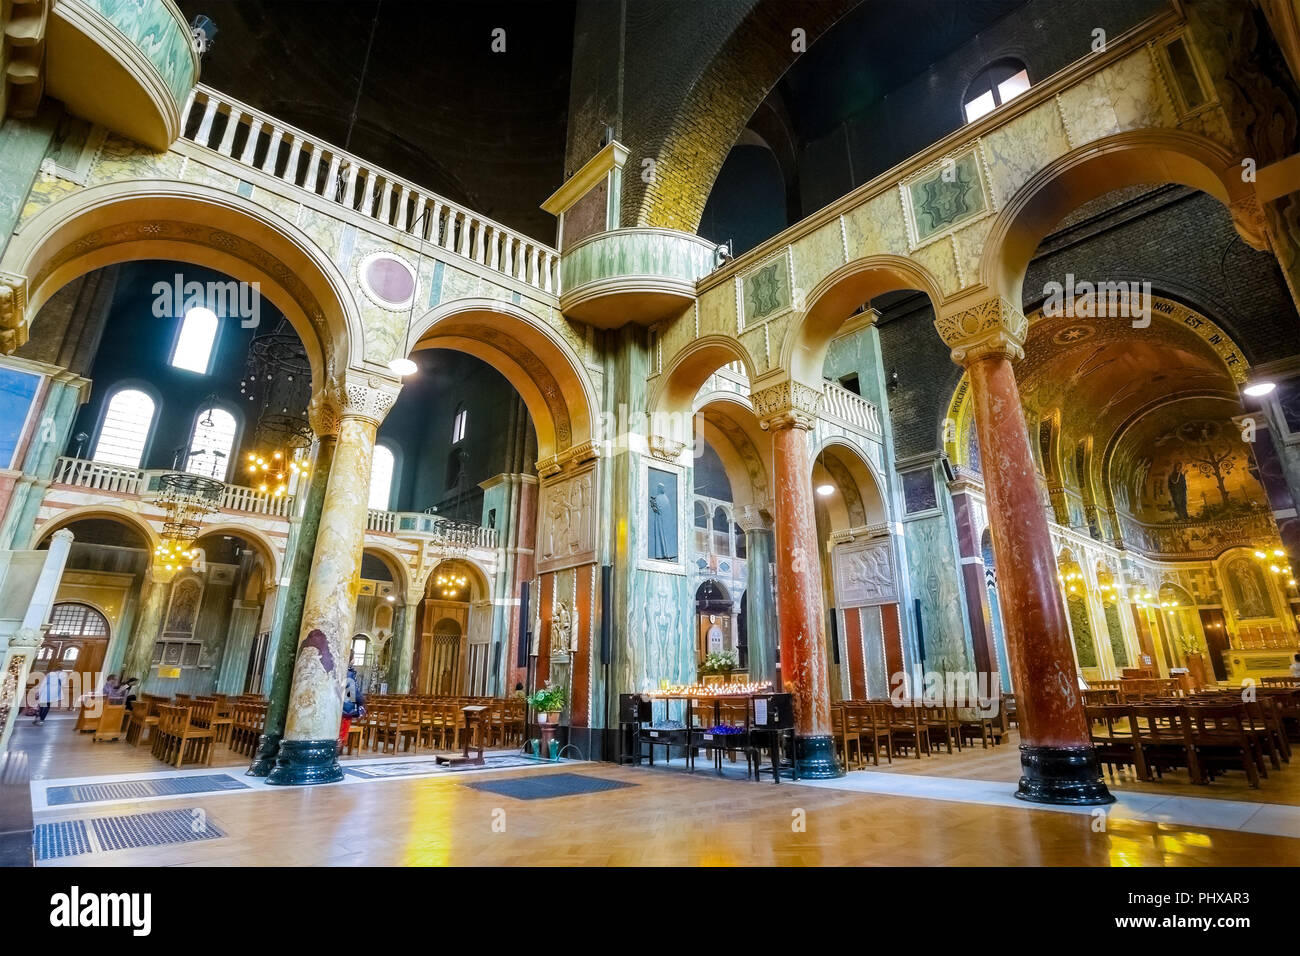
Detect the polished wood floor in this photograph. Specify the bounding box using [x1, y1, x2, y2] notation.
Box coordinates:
[16, 715, 1300, 866]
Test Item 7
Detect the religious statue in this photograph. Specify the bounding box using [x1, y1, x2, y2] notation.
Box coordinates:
[552, 601, 578, 653]
[649, 481, 677, 560]
[1167, 461, 1189, 520]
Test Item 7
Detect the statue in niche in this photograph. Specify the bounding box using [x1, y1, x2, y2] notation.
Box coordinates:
[552, 601, 577, 654]
[648, 476, 677, 561]
[1167, 461, 1190, 520]
[1228, 558, 1271, 618]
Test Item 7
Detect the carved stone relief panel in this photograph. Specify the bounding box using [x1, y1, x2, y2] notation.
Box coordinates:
[536, 462, 598, 574]
[833, 536, 898, 608]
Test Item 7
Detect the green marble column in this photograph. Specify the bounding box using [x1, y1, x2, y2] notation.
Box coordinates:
[247, 434, 335, 776]
[744, 526, 778, 687]
[120, 569, 174, 686]
[387, 600, 417, 693]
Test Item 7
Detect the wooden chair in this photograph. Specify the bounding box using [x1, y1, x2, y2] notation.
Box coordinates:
[92, 703, 126, 743]
[831, 704, 861, 770]
[1133, 704, 1201, 784]
[151, 705, 214, 768]
[1186, 704, 1261, 788]
[848, 703, 892, 766]
[1087, 704, 1148, 780]
[921, 705, 959, 754]
[125, 699, 158, 747]
[887, 703, 930, 758]
[954, 706, 996, 750]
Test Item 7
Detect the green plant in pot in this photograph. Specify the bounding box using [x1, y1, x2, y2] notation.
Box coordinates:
[700, 650, 738, 681]
[527, 684, 567, 723]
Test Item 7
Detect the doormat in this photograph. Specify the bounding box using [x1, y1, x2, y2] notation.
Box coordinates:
[45, 773, 250, 806]
[464, 772, 635, 800]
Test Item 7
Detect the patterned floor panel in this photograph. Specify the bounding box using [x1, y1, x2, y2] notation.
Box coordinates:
[45, 773, 250, 806]
[465, 772, 636, 800]
[35, 808, 224, 860]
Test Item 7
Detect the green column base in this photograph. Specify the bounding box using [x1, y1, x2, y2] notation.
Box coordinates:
[793, 734, 844, 779]
[246, 733, 282, 777]
[265, 738, 343, 786]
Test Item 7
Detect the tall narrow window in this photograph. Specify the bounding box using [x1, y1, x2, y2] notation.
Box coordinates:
[170, 306, 219, 374]
[451, 405, 468, 444]
[186, 407, 237, 480]
[369, 443, 395, 511]
[964, 59, 1031, 124]
[93, 389, 155, 467]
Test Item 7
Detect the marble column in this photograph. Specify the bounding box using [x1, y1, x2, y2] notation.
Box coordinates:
[248, 432, 335, 775]
[121, 566, 175, 686]
[0, 528, 73, 753]
[268, 377, 397, 785]
[742, 524, 778, 688]
[937, 297, 1112, 805]
[949, 479, 1002, 691]
[387, 595, 419, 693]
[754, 380, 842, 778]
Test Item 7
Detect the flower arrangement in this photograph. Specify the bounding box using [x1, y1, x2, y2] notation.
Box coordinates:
[700, 650, 739, 676]
[527, 684, 567, 713]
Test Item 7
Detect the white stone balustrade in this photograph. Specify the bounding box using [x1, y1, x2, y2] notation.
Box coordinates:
[180, 85, 560, 296]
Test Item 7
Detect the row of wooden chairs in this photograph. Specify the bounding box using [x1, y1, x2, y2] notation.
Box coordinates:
[228, 700, 269, 757]
[353, 697, 525, 755]
[1089, 694, 1296, 788]
[831, 698, 1012, 770]
[150, 705, 214, 767]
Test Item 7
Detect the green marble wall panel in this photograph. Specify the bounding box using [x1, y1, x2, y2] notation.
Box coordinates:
[902, 514, 970, 674]
[0, 111, 58, 252]
[561, 229, 714, 291]
[76, 0, 197, 103]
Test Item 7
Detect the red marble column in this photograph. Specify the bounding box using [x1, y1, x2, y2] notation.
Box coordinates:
[768, 414, 842, 777]
[965, 351, 1112, 803]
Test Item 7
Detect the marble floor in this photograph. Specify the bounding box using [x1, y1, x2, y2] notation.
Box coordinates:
[14, 716, 1300, 866]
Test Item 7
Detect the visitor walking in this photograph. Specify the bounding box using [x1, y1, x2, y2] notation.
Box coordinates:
[34, 664, 67, 725]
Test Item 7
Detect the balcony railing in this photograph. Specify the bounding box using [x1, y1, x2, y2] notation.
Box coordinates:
[366, 508, 499, 550]
[51, 457, 294, 518]
[180, 85, 559, 295]
[820, 381, 883, 437]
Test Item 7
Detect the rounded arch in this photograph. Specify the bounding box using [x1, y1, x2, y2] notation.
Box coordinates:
[695, 578, 733, 607]
[653, 335, 758, 421]
[406, 297, 598, 463]
[811, 436, 889, 530]
[3, 180, 368, 393]
[195, 523, 283, 583]
[33, 506, 159, 552]
[783, 255, 948, 385]
[980, 129, 1254, 306]
[361, 543, 411, 596]
[421, 555, 493, 603]
[695, 394, 772, 515]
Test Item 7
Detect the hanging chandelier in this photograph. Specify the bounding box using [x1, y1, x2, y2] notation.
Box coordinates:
[239, 321, 313, 496]
[434, 568, 469, 598]
[154, 472, 224, 570]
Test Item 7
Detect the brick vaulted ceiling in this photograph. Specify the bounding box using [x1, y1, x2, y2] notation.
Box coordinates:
[177, 0, 577, 243]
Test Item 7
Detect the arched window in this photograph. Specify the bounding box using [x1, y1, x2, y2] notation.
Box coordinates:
[964, 58, 1031, 123]
[170, 306, 219, 374]
[93, 388, 155, 467]
[186, 406, 237, 480]
[451, 404, 468, 444]
[368, 444, 395, 511]
[351, 635, 369, 668]
[49, 602, 109, 638]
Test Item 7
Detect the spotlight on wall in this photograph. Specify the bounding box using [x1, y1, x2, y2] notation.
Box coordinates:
[815, 483, 835, 497]
[388, 356, 417, 377]
[1244, 381, 1276, 397]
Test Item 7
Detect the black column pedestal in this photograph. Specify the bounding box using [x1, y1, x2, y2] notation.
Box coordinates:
[266, 739, 343, 786]
[1016, 744, 1115, 805]
[793, 733, 845, 779]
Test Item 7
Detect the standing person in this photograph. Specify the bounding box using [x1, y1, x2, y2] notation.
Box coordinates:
[338, 665, 365, 754]
[33, 664, 67, 725]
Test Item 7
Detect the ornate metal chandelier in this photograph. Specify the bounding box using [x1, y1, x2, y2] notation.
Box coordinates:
[239, 321, 313, 496]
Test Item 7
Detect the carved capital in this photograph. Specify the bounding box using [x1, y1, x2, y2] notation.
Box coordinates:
[1229, 195, 1272, 252]
[753, 379, 822, 431]
[9, 626, 44, 651]
[734, 503, 773, 533]
[934, 295, 1027, 366]
[310, 372, 401, 435]
[0, 272, 29, 355]
[646, 434, 687, 461]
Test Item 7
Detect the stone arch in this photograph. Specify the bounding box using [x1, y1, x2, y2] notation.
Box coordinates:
[782, 255, 949, 386]
[979, 129, 1256, 308]
[419, 555, 494, 604]
[406, 297, 598, 464]
[194, 522, 283, 583]
[2, 180, 368, 393]
[694, 393, 772, 517]
[654, 335, 758, 422]
[33, 505, 159, 552]
[812, 436, 888, 530]
[360, 543, 411, 596]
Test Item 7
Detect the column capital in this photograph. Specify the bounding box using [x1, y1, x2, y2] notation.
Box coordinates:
[0, 271, 29, 355]
[934, 294, 1028, 366]
[309, 371, 401, 435]
[753, 378, 823, 431]
[735, 503, 773, 533]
